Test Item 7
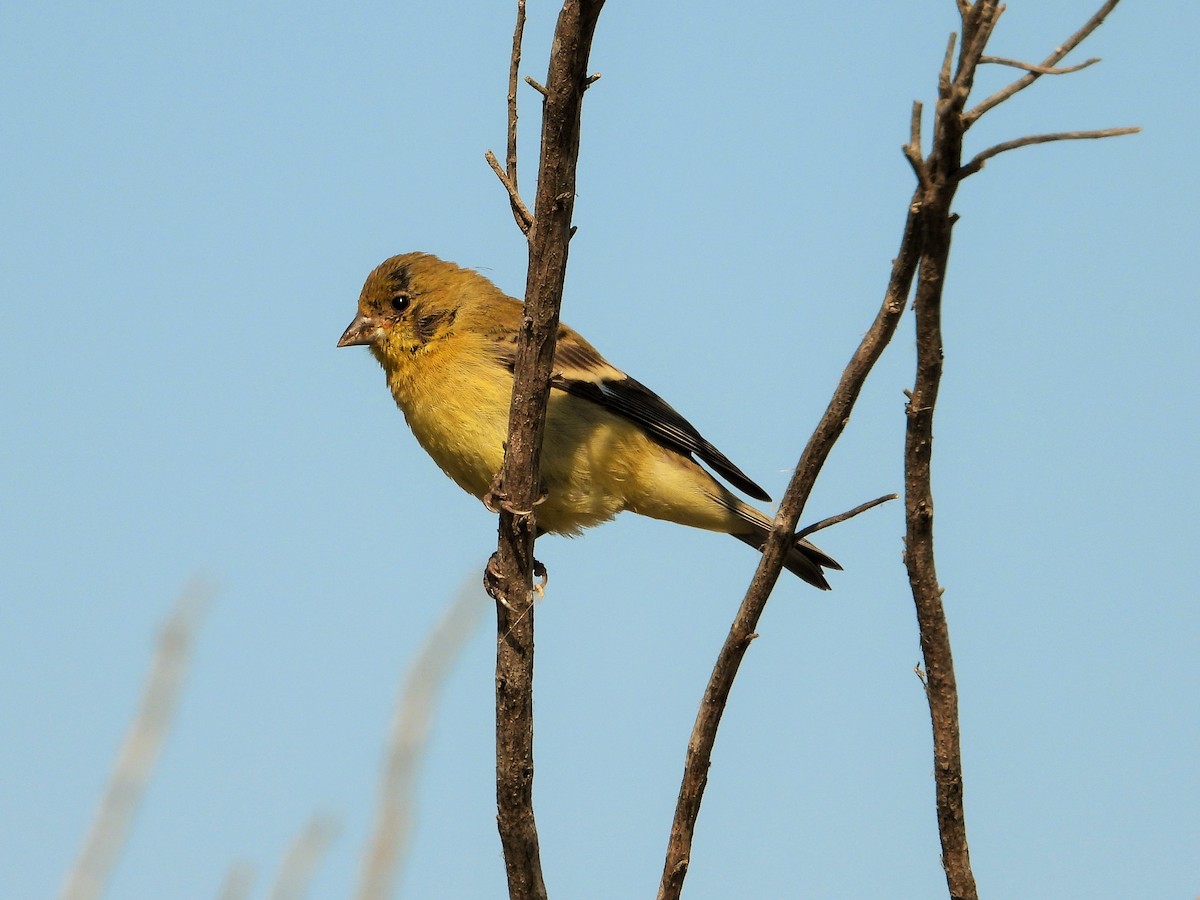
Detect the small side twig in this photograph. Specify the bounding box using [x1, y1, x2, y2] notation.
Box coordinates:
[486, 150, 535, 235]
[957, 126, 1140, 178]
[796, 493, 898, 539]
[980, 54, 1100, 75]
[504, 0, 526, 185]
[487, 0, 534, 237]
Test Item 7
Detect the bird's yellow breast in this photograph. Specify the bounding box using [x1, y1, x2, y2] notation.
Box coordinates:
[382, 334, 511, 501]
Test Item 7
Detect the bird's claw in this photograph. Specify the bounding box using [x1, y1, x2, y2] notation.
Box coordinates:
[484, 552, 512, 607]
[484, 553, 549, 602]
[482, 475, 549, 517]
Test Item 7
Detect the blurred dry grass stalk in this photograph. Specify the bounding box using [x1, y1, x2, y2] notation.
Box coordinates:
[268, 815, 339, 900]
[355, 583, 486, 900]
[60, 580, 213, 900]
[216, 860, 256, 900]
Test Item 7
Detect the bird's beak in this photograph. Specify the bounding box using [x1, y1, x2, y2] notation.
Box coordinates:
[337, 313, 378, 348]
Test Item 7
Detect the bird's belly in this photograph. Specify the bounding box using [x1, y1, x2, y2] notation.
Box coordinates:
[393, 368, 509, 501]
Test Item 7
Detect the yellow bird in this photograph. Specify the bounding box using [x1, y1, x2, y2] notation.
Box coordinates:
[338, 253, 840, 589]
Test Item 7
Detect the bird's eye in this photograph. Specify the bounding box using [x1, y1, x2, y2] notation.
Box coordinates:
[390, 293, 411, 313]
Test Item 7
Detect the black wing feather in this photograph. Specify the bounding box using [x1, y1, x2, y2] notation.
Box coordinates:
[552, 373, 772, 502]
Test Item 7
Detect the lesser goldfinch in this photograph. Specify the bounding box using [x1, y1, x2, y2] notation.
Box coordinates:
[338, 253, 840, 589]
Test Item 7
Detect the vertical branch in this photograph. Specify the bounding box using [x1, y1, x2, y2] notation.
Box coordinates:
[486, 2, 606, 899]
[900, 9, 993, 899]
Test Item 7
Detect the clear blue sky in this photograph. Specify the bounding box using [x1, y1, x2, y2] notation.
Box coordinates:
[3, 2, 1196, 898]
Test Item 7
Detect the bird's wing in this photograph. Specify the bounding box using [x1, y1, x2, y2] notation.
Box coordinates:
[548, 329, 772, 502]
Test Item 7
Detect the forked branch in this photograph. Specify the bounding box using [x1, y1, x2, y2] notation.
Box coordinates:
[967, 0, 1123, 123]
[662, 2, 1135, 899]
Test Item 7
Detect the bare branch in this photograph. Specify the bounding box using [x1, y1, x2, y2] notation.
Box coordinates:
[524, 75, 548, 96]
[796, 494, 898, 539]
[486, 149, 535, 235]
[355, 585, 485, 900]
[968, 0, 1124, 123]
[663, 4, 1130, 899]
[61, 581, 212, 900]
[659, 160, 926, 900]
[958, 126, 1140, 178]
[980, 54, 1099, 75]
[906, 186, 977, 900]
[487, 3, 606, 899]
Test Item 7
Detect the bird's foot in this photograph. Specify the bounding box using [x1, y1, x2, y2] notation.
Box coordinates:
[484, 553, 549, 602]
[533, 558, 548, 596]
[483, 473, 549, 517]
[483, 552, 511, 608]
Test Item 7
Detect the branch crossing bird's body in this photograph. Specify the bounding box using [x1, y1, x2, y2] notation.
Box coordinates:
[338, 252, 840, 589]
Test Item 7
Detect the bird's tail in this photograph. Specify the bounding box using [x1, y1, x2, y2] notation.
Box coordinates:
[733, 528, 842, 591]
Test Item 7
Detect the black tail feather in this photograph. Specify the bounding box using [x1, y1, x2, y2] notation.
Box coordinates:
[733, 531, 840, 591]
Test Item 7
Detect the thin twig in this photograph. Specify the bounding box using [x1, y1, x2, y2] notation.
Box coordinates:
[488, 3, 606, 900]
[980, 54, 1099, 75]
[796, 494, 898, 539]
[524, 75, 548, 96]
[60, 581, 212, 900]
[958, 126, 1140, 178]
[905, 101, 929, 187]
[355, 584, 485, 900]
[486, 150, 535, 234]
[938, 32, 957, 99]
[967, 0, 1123, 123]
[506, 0, 526, 186]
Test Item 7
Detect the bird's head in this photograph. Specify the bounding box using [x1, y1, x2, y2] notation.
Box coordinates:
[338, 252, 480, 366]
